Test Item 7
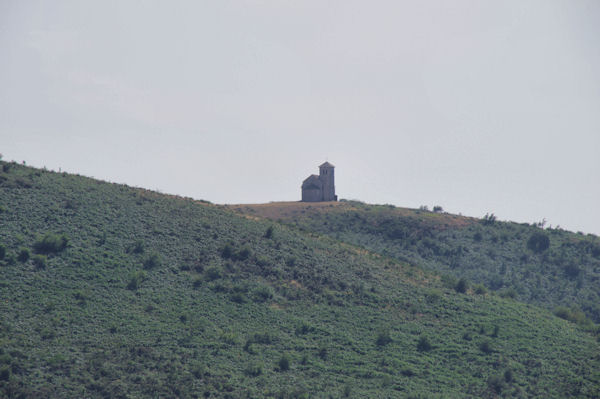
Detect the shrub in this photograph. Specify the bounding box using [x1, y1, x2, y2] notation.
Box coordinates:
[474, 284, 487, 295]
[504, 369, 514, 383]
[127, 271, 147, 290]
[245, 362, 262, 377]
[264, 226, 274, 239]
[129, 240, 144, 254]
[499, 288, 517, 299]
[235, 245, 252, 261]
[417, 335, 432, 352]
[219, 332, 238, 345]
[33, 233, 68, 254]
[277, 354, 290, 371]
[252, 285, 273, 302]
[143, 252, 162, 269]
[295, 322, 315, 336]
[479, 339, 493, 354]
[5, 253, 16, 265]
[192, 277, 203, 288]
[563, 263, 581, 279]
[441, 274, 457, 289]
[0, 244, 5, 260]
[342, 384, 352, 397]
[455, 278, 468, 294]
[0, 365, 10, 381]
[17, 247, 30, 262]
[204, 265, 222, 281]
[554, 306, 592, 327]
[376, 329, 392, 346]
[32, 254, 47, 269]
[527, 232, 550, 253]
[433, 205, 443, 213]
[220, 243, 234, 259]
[318, 346, 328, 360]
[487, 374, 504, 394]
[481, 213, 497, 225]
[230, 292, 246, 304]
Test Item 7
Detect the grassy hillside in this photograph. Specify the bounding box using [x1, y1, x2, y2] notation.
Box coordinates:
[230, 201, 600, 325]
[1, 162, 599, 398]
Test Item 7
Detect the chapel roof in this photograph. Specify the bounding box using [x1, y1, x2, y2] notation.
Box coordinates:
[319, 161, 335, 168]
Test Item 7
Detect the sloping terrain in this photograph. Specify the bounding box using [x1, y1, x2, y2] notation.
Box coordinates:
[231, 201, 600, 325]
[1, 162, 599, 398]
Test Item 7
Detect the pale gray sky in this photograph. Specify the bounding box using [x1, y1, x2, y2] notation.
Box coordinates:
[1, 1, 599, 234]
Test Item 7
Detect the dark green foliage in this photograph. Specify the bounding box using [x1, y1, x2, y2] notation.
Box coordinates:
[474, 284, 487, 295]
[5, 252, 16, 265]
[32, 254, 47, 269]
[128, 240, 145, 254]
[295, 322, 315, 336]
[455, 278, 468, 293]
[230, 292, 246, 303]
[220, 243, 234, 259]
[245, 362, 262, 377]
[481, 213, 497, 225]
[487, 374, 504, 394]
[33, 233, 68, 254]
[192, 277, 203, 288]
[527, 231, 550, 253]
[17, 247, 30, 262]
[563, 263, 581, 279]
[143, 252, 161, 269]
[491, 325, 500, 338]
[504, 368, 514, 383]
[376, 329, 392, 346]
[277, 354, 290, 371]
[417, 335, 432, 352]
[0, 244, 5, 260]
[252, 285, 273, 302]
[0, 366, 10, 381]
[264, 225, 274, 239]
[343, 384, 352, 397]
[127, 271, 147, 290]
[235, 245, 252, 261]
[554, 306, 593, 327]
[479, 340, 493, 354]
[203, 265, 222, 281]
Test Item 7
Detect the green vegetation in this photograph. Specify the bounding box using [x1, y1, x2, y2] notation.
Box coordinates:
[241, 201, 600, 324]
[0, 162, 599, 398]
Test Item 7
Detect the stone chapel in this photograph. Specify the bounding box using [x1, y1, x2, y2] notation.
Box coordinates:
[301, 162, 337, 202]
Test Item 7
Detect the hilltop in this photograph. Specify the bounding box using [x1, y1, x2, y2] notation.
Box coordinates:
[0, 162, 599, 398]
[230, 201, 600, 325]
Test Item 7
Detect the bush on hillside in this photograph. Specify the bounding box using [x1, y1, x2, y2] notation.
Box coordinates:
[455, 278, 469, 294]
[264, 226, 274, 239]
[527, 232, 550, 253]
[277, 354, 290, 371]
[417, 335, 432, 352]
[33, 233, 68, 254]
[376, 329, 392, 346]
[204, 265, 223, 281]
[0, 244, 5, 260]
[17, 248, 30, 262]
[143, 252, 162, 269]
[479, 339, 493, 354]
[32, 254, 47, 269]
[127, 271, 147, 290]
[481, 213, 497, 225]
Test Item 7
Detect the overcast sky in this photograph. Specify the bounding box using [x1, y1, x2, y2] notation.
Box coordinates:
[1, 1, 599, 234]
